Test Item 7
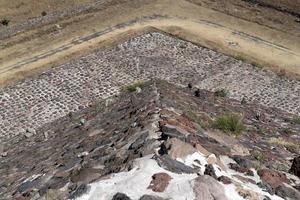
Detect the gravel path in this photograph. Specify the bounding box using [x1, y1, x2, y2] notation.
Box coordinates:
[1, 32, 300, 140]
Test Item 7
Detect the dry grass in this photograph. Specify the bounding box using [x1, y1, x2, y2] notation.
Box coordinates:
[123, 80, 146, 92]
[214, 113, 245, 135]
[268, 138, 299, 152]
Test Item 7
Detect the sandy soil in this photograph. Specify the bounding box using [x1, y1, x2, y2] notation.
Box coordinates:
[0, 0, 96, 24]
[0, 0, 299, 86]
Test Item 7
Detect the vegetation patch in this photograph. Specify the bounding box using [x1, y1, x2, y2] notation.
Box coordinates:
[214, 88, 230, 97]
[184, 109, 207, 130]
[282, 128, 293, 135]
[214, 113, 245, 135]
[268, 138, 299, 153]
[251, 150, 266, 162]
[123, 80, 146, 92]
[293, 115, 300, 125]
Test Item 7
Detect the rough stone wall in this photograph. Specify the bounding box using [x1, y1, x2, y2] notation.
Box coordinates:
[1, 32, 300, 140]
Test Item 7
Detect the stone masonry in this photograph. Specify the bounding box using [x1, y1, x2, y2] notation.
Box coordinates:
[1, 32, 300, 140]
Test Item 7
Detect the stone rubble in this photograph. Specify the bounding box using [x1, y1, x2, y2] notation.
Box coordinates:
[1, 80, 299, 200]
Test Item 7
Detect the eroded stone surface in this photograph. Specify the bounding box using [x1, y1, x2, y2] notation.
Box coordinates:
[1, 32, 300, 139]
[1, 80, 300, 199]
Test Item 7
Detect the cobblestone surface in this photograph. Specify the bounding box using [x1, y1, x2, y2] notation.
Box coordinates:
[1, 32, 300, 139]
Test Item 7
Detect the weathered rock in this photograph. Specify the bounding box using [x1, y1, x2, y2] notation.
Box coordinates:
[70, 167, 104, 183]
[193, 175, 228, 200]
[154, 154, 198, 174]
[140, 139, 160, 156]
[229, 163, 254, 176]
[275, 184, 300, 200]
[165, 138, 197, 159]
[16, 177, 41, 194]
[128, 131, 149, 152]
[217, 176, 232, 185]
[231, 155, 254, 169]
[207, 154, 217, 165]
[236, 187, 261, 200]
[195, 144, 211, 156]
[139, 195, 165, 200]
[233, 175, 256, 185]
[112, 193, 131, 200]
[69, 184, 89, 199]
[257, 182, 274, 195]
[290, 156, 300, 178]
[147, 173, 172, 192]
[257, 169, 289, 189]
[39, 189, 67, 200]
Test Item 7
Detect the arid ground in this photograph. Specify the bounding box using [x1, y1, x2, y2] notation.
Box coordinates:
[0, 0, 300, 86]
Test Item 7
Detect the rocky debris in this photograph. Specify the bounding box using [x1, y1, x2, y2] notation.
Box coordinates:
[236, 187, 261, 200]
[164, 138, 197, 159]
[24, 128, 35, 138]
[112, 193, 131, 200]
[147, 173, 172, 192]
[229, 163, 254, 176]
[275, 184, 300, 200]
[1, 80, 300, 199]
[258, 169, 289, 190]
[231, 155, 255, 169]
[217, 176, 232, 185]
[193, 175, 228, 200]
[139, 195, 165, 200]
[39, 189, 67, 200]
[69, 184, 89, 199]
[290, 156, 300, 178]
[154, 154, 198, 174]
[207, 154, 217, 165]
[233, 175, 256, 185]
[0, 143, 7, 157]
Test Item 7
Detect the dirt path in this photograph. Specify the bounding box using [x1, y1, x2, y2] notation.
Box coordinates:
[0, 0, 299, 86]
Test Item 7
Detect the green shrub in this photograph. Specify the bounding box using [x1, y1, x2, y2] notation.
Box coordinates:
[214, 88, 229, 97]
[293, 115, 300, 125]
[282, 128, 293, 135]
[214, 113, 245, 135]
[124, 80, 145, 92]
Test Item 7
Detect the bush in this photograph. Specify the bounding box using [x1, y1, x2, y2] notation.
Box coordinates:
[214, 88, 229, 97]
[124, 80, 145, 92]
[1, 19, 10, 26]
[214, 113, 245, 135]
[41, 11, 47, 16]
[293, 115, 300, 125]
